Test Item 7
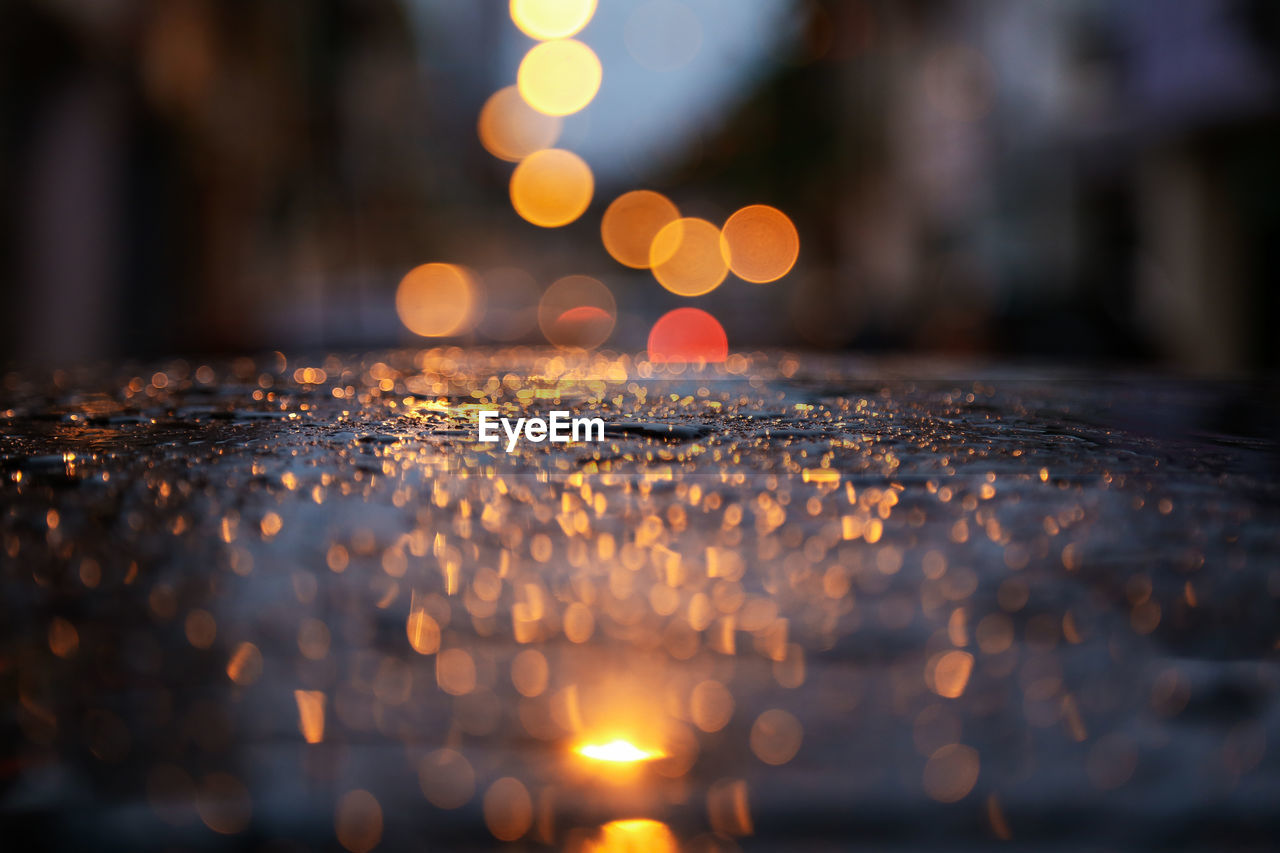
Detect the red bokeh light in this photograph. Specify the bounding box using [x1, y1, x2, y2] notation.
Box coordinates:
[551, 305, 614, 350]
[647, 307, 728, 364]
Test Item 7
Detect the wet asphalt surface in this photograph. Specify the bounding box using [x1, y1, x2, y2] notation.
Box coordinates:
[2, 351, 1279, 851]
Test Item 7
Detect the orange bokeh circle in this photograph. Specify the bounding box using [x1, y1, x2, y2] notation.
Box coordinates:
[477, 86, 562, 162]
[650, 218, 729, 297]
[601, 190, 680, 269]
[510, 149, 594, 228]
[721, 204, 799, 283]
[538, 275, 617, 349]
[395, 263, 478, 337]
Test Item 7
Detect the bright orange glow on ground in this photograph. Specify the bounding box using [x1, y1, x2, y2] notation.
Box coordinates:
[510, 148, 594, 227]
[575, 739, 663, 762]
[395, 263, 478, 337]
[517, 39, 602, 117]
[586, 819, 677, 852]
[721, 204, 800, 283]
[510, 0, 597, 40]
[650, 218, 729, 296]
[477, 86, 562, 162]
[539, 275, 616, 349]
[601, 190, 680, 269]
[647, 308, 728, 364]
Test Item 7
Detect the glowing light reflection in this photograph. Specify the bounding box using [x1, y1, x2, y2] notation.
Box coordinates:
[575, 739, 663, 763]
[587, 819, 677, 852]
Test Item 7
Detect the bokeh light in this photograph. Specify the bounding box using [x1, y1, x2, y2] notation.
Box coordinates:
[575, 739, 662, 763]
[511, 648, 549, 698]
[478, 86, 563, 162]
[551, 307, 614, 350]
[707, 778, 753, 837]
[923, 743, 981, 802]
[517, 39, 602, 117]
[483, 777, 533, 842]
[650, 218, 729, 296]
[510, 148, 594, 227]
[586, 819, 678, 853]
[419, 749, 475, 810]
[538, 275, 616, 349]
[926, 649, 974, 699]
[395, 263, 479, 338]
[749, 709, 803, 765]
[1087, 733, 1138, 790]
[225, 642, 262, 685]
[334, 790, 382, 853]
[721, 204, 800, 283]
[690, 679, 734, 732]
[197, 773, 252, 835]
[48, 617, 78, 657]
[647, 307, 728, 364]
[294, 690, 325, 744]
[436, 647, 477, 696]
[510, 0, 597, 41]
[601, 190, 680, 269]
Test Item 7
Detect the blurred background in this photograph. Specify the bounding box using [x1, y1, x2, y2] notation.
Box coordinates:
[2, 0, 1279, 371]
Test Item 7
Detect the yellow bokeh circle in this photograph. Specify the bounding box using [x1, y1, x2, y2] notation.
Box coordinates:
[517, 39, 602, 117]
[510, 0, 597, 40]
[650, 217, 729, 297]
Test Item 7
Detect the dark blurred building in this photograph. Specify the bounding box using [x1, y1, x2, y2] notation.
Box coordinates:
[0, 0, 431, 361]
[723, 0, 1280, 369]
[2, 0, 1279, 370]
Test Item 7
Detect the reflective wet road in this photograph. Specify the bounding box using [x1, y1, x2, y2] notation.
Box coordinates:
[2, 351, 1279, 851]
